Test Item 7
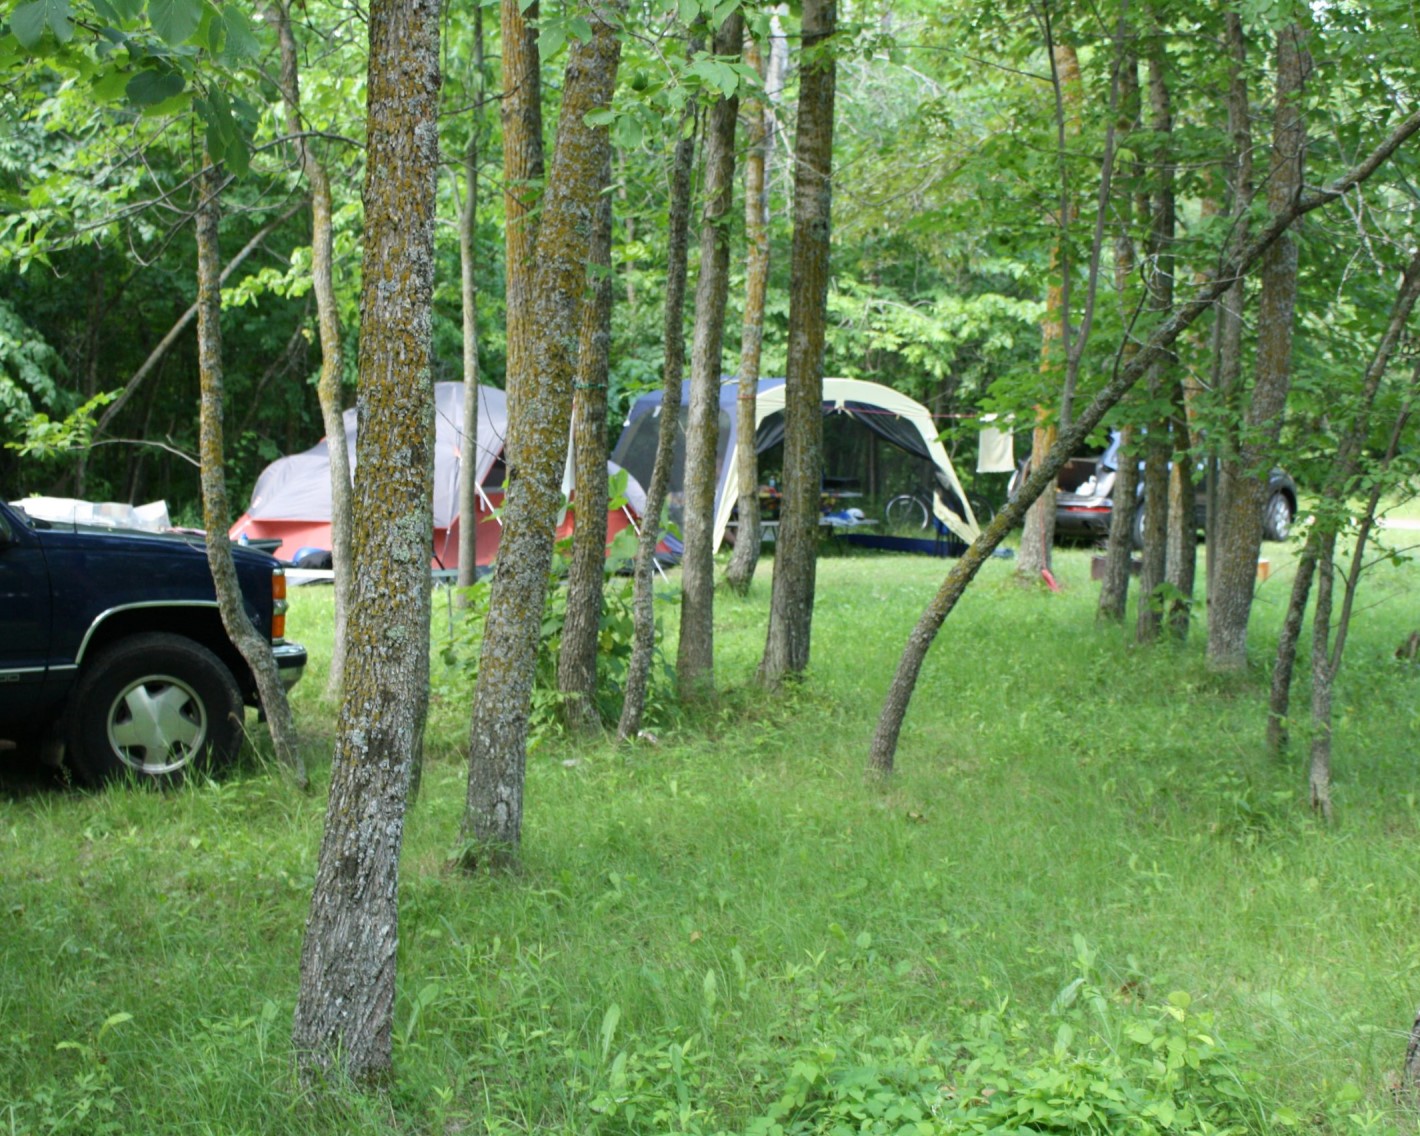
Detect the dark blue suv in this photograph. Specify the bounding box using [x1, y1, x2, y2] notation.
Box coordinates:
[0, 496, 306, 784]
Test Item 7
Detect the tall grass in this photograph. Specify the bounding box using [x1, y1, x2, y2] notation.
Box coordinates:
[2, 542, 1418, 1134]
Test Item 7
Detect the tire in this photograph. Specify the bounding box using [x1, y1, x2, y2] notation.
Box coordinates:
[1262, 492, 1293, 541]
[1130, 503, 1146, 551]
[885, 494, 929, 530]
[67, 633, 244, 785]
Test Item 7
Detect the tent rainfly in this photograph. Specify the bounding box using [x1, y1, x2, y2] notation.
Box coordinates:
[230, 382, 645, 569]
[610, 377, 980, 551]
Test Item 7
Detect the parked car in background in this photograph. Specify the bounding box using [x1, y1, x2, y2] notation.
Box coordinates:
[1008, 432, 1298, 547]
[0, 496, 305, 784]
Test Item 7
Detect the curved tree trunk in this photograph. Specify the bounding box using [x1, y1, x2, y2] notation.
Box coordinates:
[461, 6, 623, 869]
[1268, 246, 1420, 755]
[291, 0, 440, 1083]
[1208, 24, 1310, 671]
[678, 10, 743, 701]
[862, 103, 1420, 776]
[193, 158, 306, 787]
[268, 1, 354, 701]
[759, 0, 837, 687]
[558, 169, 615, 733]
[617, 72, 699, 743]
[457, 8, 487, 597]
[724, 33, 775, 596]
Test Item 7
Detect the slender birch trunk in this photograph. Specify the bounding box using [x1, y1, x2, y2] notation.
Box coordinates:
[193, 157, 306, 787]
[679, 10, 744, 701]
[618, 63, 699, 742]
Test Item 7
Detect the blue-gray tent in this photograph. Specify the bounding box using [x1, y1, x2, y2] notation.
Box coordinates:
[611, 377, 980, 552]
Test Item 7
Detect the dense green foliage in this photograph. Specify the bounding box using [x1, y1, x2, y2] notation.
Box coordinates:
[4, 544, 1419, 1132]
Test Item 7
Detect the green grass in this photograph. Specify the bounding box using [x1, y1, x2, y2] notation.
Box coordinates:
[3, 542, 1419, 1134]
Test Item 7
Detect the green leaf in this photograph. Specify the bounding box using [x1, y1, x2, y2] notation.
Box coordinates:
[11, 0, 73, 47]
[127, 67, 185, 106]
[541, 22, 566, 60]
[148, 0, 203, 45]
[92, 0, 144, 19]
[217, 7, 259, 61]
[599, 1003, 620, 1062]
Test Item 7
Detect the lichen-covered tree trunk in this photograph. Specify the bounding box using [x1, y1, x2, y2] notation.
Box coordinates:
[759, 0, 837, 686]
[724, 33, 775, 596]
[618, 73, 698, 743]
[678, 10, 743, 700]
[1207, 24, 1310, 671]
[862, 103, 1420, 776]
[193, 159, 306, 787]
[457, 8, 486, 596]
[500, 0, 545, 436]
[558, 169, 615, 734]
[267, 0, 354, 700]
[461, 6, 623, 868]
[291, 0, 440, 1083]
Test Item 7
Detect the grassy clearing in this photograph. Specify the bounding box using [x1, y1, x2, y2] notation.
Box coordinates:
[3, 541, 1419, 1134]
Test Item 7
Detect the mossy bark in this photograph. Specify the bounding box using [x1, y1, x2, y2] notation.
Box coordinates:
[291, 0, 440, 1084]
[462, 4, 623, 868]
[679, 10, 743, 701]
[558, 169, 615, 734]
[458, 8, 487, 596]
[1207, 24, 1310, 671]
[759, 0, 836, 687]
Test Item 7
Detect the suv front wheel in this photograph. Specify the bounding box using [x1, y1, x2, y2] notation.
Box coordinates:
[67, 633, 244, 784]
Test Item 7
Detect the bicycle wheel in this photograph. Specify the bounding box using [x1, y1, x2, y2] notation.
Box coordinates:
[885, 494, 929, 530]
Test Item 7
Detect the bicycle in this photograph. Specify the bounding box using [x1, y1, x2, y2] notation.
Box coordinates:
[884, 489, 933, 530]
[884, 488, 994, 532]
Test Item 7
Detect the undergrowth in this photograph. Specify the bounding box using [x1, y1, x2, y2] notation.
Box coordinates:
[3, 546, 1419, 1134]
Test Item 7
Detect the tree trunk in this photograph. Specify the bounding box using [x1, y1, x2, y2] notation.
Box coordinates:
[1307, 531, 1336, 819]
[1207, 23, 1310, 671]
[461, 5, 623, 869]
[291, 0, 440, 1083]
[862, 103, 1420, 776]
[1137, 38, 1176, 645]
[500, 0, 545, 438]
[1206, 10, 1253, 584]
[558, 164, 615, 734]
[1266, 540, 1316, 757]
[759, 0, 837, 687]
[193, 158, 306, 788]
[1016, 40, 1081, 587]
[617, 63, 699, 743]
[267, 0, 355, 701]
[1097, 426, 1138, 622]
[1267, 246, 1420, 755]
[1096, 53, 1140, 625]
[724, 32, 774, 596]
[678, 10, 743, 701]
[457, 7, 487, 597]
